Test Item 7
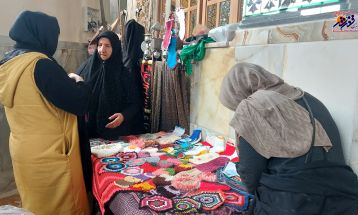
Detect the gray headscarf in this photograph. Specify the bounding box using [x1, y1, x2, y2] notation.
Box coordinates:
[219, 63, 332, 158]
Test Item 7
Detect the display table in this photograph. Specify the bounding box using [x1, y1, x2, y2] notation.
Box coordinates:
[91, 133, 252, 215]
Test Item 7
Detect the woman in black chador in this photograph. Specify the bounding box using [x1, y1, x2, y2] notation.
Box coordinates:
[77, 31, 144, 140]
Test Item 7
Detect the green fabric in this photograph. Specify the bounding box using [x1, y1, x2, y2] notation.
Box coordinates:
[179, 37, 215, 75]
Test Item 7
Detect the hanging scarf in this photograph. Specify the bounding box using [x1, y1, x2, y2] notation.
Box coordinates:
[179, 36, 215, 75]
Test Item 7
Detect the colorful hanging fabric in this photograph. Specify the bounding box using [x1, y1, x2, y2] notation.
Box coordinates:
[179, 36, 215, 75]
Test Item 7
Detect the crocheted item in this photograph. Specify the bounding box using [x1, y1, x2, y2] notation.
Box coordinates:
[160, 174, 174, 181]
[171, 197, 202, 214]
[128, 137, 145, 148]
[166, 157, 182, 165]
[133, 174, 152, 181]
[206, 135, 226, 153]
[174, 163, 193, 173]
[126, 158, 146, 166]
[142, 147, 159, 154]
[145, 156, 160, 164]
[114, 180, 134, 188]
[123, 145, 142, 153]
[144, 172, 156, 178]
[216, 167, 247, 192]
[187, 190, 225, 211]
[103, 162, 127, 172]
[195, 157, 230, 172]
[91, 142, 124, 158]
[137, 151, 151, 158]
[189, 153, 220, 165]
[153, 168, 169, 176]
[114, 176, 143, 188]
[140, 195, 173, 212]
[199, 181, 231, 191]
[218, 141, 236, 156]
[100, 157, 120, 164]
[124, 176, 142, 183]
[121, 166, 143, 176]
[224, 191, 245, 208]
[184, 145, 210, 156]
[90, 138, 110, 147]
[132, 181, 156, 191]
[165, 168, 176, 176]
[156, 185, 181, 198]
[157, 134, 181, 145]
[198, 172, 217, 182]
[144, 139, 159, 148]
[171, 174, 200, 191]
[152, 176, 172, 186]
[109, 192, 155, 215]
[117, 152, 137, 162]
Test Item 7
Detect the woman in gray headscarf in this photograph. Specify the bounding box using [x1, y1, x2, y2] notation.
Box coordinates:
[219, 63, 358, 215]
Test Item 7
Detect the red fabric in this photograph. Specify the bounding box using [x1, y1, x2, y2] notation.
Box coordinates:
[199, 181, 231, 191]
[219, 142, 236, 156]
[141, 162, 161, 173]
[92, 154, 156, 214]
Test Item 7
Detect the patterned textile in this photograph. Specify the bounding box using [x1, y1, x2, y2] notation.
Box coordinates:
[171, 197, 202, 214]
[150, 62, 190, 133]
[140, 195, 173, 212]
[91, 136, 251, 214]
[156, 185, 181, 198]
[103, 162, 127, 172]
[141, 63, 153, 133]
[109, 192, 156, 215]
[223, 190, 252, 212]
[92, 153, 157, 214]
[195, 157, 230, 172]
[216, 167, 248, 192]
[187, 191, 225, 211]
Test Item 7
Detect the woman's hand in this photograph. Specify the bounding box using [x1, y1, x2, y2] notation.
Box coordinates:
[68, 73, 84, 82]
[105, 113, 124, 128]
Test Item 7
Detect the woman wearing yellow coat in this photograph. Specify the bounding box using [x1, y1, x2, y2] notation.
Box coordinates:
[0, 11, 91, 214]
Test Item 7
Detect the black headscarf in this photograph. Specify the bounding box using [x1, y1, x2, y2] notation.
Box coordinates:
[77, 31, 130, 139]
[122, 19, 144, 69]
[9, 10, 60, 57]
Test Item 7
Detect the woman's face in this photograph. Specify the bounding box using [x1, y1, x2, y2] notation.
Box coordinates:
[97, 37, 113, 61]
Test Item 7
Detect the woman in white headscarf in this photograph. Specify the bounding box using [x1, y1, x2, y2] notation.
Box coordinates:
[219, 63, 358, 215]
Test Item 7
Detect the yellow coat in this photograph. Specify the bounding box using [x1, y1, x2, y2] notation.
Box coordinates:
[0, 52, 90, 215]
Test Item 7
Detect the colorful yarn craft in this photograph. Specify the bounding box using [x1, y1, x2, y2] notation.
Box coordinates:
[156, 185, 181, 198]
[125, 158, 146, 166]
[116, 152, 137, 162]
[120, 166, 143, 176]
[187, 190, 225, 211]
[198, 171, 217, 182]
[152, 176, 172, 186]
[103, 162, 127, 172]
[171, 197, 202, 214]
[153, 168, 169, 176]
[171, 174, 200, 191]
[132, 181, 156, 191]
[100, 157, 120, 164]
[140, 195, 173, 212]
[199, 181, 231, 191]
[195, 156, 230, 172]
